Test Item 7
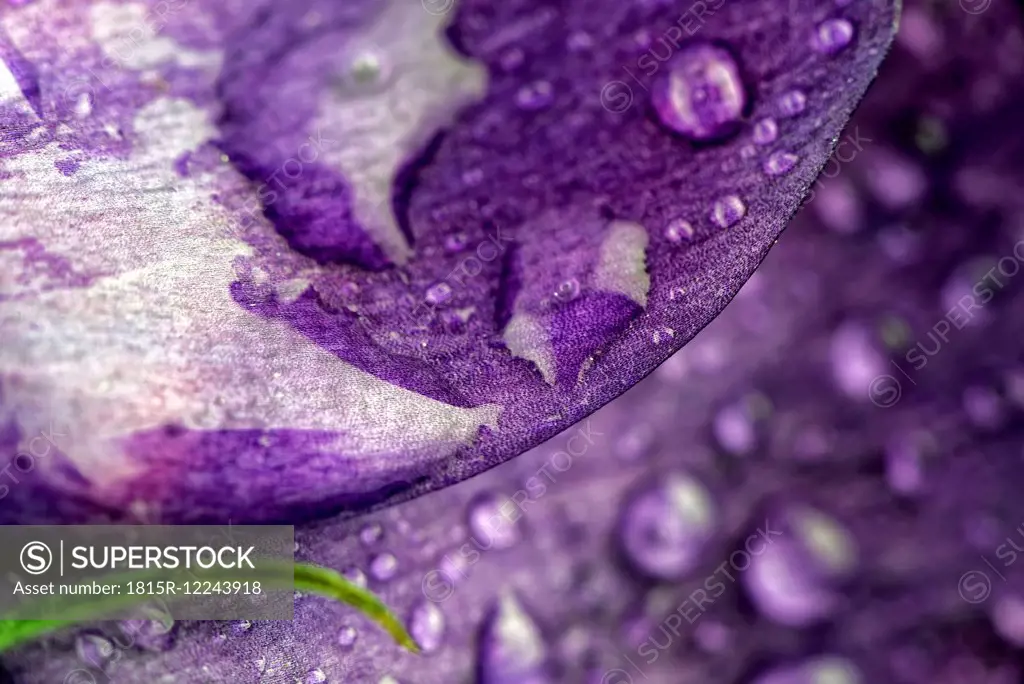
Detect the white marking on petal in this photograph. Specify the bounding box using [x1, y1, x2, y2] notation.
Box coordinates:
[89, 2, 221, 71]
[592, 220, 650, 307]
[0, 56, 34, 116]
[502, 313, 556, 385]
[311, 1, 487, 264]
[0, 97, 500, 490]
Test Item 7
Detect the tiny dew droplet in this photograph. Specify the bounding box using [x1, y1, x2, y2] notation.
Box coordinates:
[812, 18, 855, 55]
[763, 151, 799, 176]
[665, 218, 695, 244]
[778, 89, 807, 117]
[752, 117, 778, 145]
[425, 282, 453, 306]
[516, 80, 554, 110]
[338, 625, 358, 648]
[553, 278, 580, 303]
[711, 195, 746, 228]
[359, 522, 384, 546]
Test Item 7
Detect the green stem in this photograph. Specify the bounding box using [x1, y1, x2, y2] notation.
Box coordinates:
[0, 562, 418, 654]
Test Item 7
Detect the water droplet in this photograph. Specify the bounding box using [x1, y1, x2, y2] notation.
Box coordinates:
[409, 600, 446, 654]
[369, 553, 399, 582]
[991, 594, 1024, 647]
[231, 620, 252, 635]
[763, 151, 799, 176]
[553, 278, 580, 303]
[753, 117, 778, 145]
[76, 634, 115, 669]
[812, 18, 855, 55]
[477, 593, 551, 684]
[710, 195, 746, 228]
[753, 656, 862, 684]
[567, 31, 594, 51]
[118, 609, 176, 652]
[664, 218, 694, 243]
[963, 385, 1006, 429]
[461, 167, 484, 187]
[652, 42, 746, 141]
[337, 49, 391, 94]
[499, 48, 525, 72]
[425, 282, 453, 306]
[744, 507, 857, 626]
[359, 523, 384, 546]
[337, 625, 358, 648]
[713, 400, 758, 455]
[615, 425, 654, 462]
[516, 80, 554, 110]
[778, 89, 807, 117]
[693, 621, 732, 653]
[884, 431, 934, 495]
[468, 493, 523, 550]
[830, 321, 886, 399]
[342, 565, 367, 587]
[617, 472, 718, 581]
[305, 668, 328, 684]
[445, 231, 470, 252]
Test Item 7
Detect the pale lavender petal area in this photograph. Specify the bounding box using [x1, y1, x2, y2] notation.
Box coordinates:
[0, 0, 898, 524]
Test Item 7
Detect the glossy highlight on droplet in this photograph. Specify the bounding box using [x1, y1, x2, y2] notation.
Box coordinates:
[711, 195, 747, 228]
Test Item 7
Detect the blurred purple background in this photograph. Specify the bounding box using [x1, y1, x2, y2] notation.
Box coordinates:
[5, 0, 1024, 682]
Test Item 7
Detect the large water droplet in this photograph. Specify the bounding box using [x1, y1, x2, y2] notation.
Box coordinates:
[652, 42, 746, 141]
[618, 472, 718, 580]
[75, 634, 115, 669]
[753, 656, 862, 684]
[711, 195, 746, 228]
[477, 593, 551, 684]
[778, 89, 807, 117]
[369, 553, 399, 582]
[764, 151, 799, 176]
[991, 594, 1024, 647]
[468, 493, 523, 550]
[753, 117, 778, 145]
[409, 600, 446, 654]
[812, 18, 856, 55]
[743, 507, 857, 626]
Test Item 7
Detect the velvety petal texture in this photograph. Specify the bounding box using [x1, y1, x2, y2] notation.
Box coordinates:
[0, 0, 898, 525]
